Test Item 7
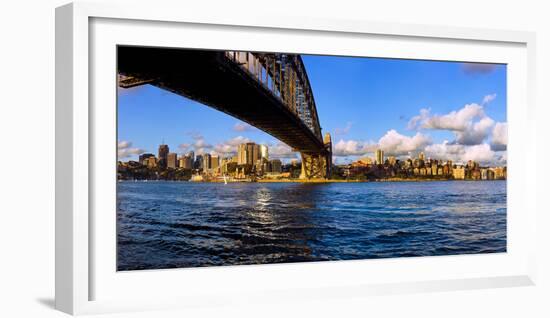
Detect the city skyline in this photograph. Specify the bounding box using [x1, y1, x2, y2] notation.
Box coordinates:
[118, 140, 506, 182]
[118, 55, 507, 166]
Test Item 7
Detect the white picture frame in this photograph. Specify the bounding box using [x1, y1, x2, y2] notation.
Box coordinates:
[55, 1, 537, 315]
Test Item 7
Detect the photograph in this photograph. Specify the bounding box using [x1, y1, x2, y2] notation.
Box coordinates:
[116, 46, 507, 271]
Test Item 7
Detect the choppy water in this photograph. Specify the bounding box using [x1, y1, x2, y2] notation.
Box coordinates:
[117, 180, 506, 271]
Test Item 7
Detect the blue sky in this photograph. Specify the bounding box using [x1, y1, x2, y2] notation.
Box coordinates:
[118, 53, 507, 166]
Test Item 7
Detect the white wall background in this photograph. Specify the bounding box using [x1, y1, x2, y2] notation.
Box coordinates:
[0, 0, 548, 317]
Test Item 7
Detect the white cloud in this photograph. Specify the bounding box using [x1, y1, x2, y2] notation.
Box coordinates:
[482, 93, 497, 105]
[425, 141, 502, 165]
[491, 122, 508, 151]
[183, 133, 213, 155]
[233, 122, 256, 132]
[333, 139, 377, 157]
[334, 122, 353, 135]
[454, 116, 495, 145]
[462, 144, 496, 163]
[378, 129, 431, 156]
[408, 100, 499, 146]
[407, 108, 430, 130]
[422, 103, 485, 131]
[332, 130, 429, 157]
[212, 136, 251, 156]
[117, 140, 146, 159]
[268, 141, 298, 159]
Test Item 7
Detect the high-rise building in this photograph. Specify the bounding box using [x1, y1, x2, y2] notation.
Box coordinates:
[187, 151, 195, 163]
[375, 149, 384, 165]
[388, 156, 396, 166]
[260, 144, 269, 160]
[179, 155, 193, 169]
[138, 153, 154, 165]
[237, 144, 247, 165]
[211, 155, 219, 171]
[270, 159, 282, 173]
[203, 153, 212, 171]
[158, 144, 169, 168]
[167, 152, 178, 169]
[194, 155, 203, 170]
[237, 142, 260, 165]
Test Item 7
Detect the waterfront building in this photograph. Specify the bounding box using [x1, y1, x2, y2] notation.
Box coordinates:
[158, 144, 169, 169]
[167, 152, 178, 169]
[375, 149, 384, 165]
[138, 153, 154, 165]
[187, 151, 195, 163]
[260, 144, 269, 160]
[185, 155, 193, 169]
[270, 159, 282, 173]
[237, 142, 260, 166]
[179, 155, 193, 169]
[388, 156, 396, 166]
[358, 156, 373, 165]
[237, 144, 247, 165]
[493, 167, 505, 179]
[203, 153, 212, 171]
[481, 168, 488, 180]
[453, 167, 465, 180]
[261, 160, 271, 174]
[419, 152, 425, 161]
[145, 156, 157, 169]
[211, 155, 220, 173]
[194, 154, 203, 170]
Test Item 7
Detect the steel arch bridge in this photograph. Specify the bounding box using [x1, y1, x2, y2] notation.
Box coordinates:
[118, 46, 332, 179]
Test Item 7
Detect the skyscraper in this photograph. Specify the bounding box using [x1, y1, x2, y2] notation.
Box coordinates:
[237, 142, 260, 165]
[260, 144, 269, 160]
[237, 144, 247, 165]
[167, 152, 178, 169]
[194, 154, 203, 170]
[270, 159, 282, 173]
[158, 144, 169, 169]
[211, 155, 219, 171]
[375, 149, 384, 165]
[203, 153, 212, 171]
[179, 155, 193, 169]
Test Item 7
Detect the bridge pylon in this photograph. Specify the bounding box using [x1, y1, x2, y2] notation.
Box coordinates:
[299, 133, 332, 180]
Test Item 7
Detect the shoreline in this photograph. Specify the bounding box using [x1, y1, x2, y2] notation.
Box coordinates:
[118, 178, 506, 183]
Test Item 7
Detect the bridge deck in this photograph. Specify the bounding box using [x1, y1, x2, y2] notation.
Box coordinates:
[118, 46, 326, 153]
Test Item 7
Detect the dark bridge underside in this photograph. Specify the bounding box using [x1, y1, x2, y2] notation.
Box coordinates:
[118, 46, 326, 153]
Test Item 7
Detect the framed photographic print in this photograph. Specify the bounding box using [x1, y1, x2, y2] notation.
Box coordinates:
[56, 2, 537, 315]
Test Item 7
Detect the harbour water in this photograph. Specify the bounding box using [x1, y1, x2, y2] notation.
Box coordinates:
[117, 180, 506, 270]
